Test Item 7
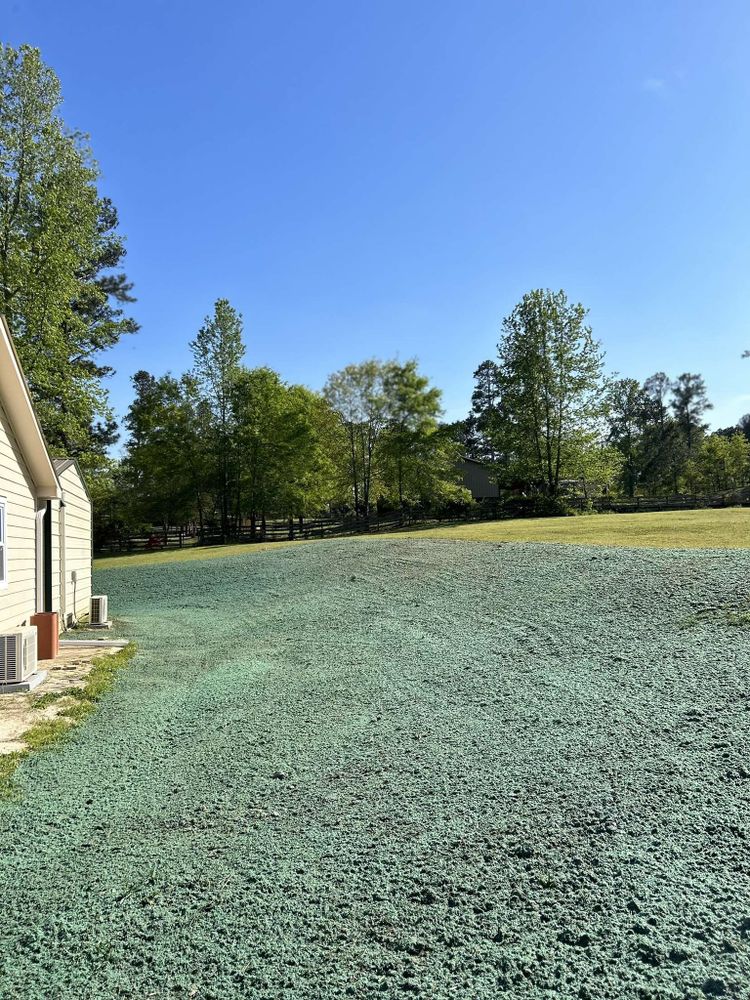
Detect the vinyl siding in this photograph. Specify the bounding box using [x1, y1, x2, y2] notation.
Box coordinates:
[0, 397, 39, 632]
[59, 464, 92, 624]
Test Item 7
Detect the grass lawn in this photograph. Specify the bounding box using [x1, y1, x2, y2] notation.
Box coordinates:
[94, 509, 750, 573]
[94, 537, 307, 570]
[392, 505, 750, 549]
[2, 537, 749, 998]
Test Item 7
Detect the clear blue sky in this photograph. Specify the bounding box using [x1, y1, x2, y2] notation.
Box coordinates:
[6, 0, 750, 431]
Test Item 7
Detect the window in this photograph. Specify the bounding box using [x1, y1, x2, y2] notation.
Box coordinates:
[0, 498, 6, 588]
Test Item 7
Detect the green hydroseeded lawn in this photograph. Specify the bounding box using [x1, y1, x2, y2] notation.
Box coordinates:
[1, 538, 749, 999]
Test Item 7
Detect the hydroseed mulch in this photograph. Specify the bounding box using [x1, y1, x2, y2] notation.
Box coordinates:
[1, 539, 749, 1000]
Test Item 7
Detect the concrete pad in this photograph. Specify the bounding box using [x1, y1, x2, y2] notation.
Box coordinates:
[0, 671, 48, 695]
[59, 639, 128, 648]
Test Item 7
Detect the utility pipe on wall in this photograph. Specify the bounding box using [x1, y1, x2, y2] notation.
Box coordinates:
[43, 499, 52, 613]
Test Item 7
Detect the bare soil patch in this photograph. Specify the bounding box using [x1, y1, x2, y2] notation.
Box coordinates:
[0, 645, 121, 753]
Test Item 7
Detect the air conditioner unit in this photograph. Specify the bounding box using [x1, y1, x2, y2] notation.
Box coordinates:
[90, 595, 109, 626]
[0, 627, 38, 684]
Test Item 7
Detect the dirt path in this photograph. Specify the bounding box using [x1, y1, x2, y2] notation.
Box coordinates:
[0, 539, 748, 999]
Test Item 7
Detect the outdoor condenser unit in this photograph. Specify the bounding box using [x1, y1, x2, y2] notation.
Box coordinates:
[0, 627, 38, 684]
[90, 595, 109, 626]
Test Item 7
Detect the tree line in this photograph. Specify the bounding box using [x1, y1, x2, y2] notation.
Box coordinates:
[96, 300, 467, 544]
[456, 289, 750, 505]
[102, 289, 750, 544]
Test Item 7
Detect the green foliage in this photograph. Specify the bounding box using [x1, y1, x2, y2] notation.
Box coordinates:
[470, 360, 504, 465]
[671, 372, 712, 454]
[607, 378, 648, 496]
[118, 315, 348, 536]
[0, 43, 136, 461]
[189, 299, 245, 421]
[325, 358, 468, 513]
[121, 371, 198, 530]
[72, 644, 136, 701]
[607, 372, 718, 496]
[380, 359, 465, 507]
[0, 751, 24, 801]
[21, 717, 72, 751]
[190, 299, 246, 539]
[232, 368, 343, 523]
[684, 432, 750, 494]
[564, 437, 624, 498]
[494, 289, 608, 495]
[324, 360, 389, 514]
[639, 372, 685, 493]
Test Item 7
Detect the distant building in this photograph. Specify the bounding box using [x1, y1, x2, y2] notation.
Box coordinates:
[459, 458, 499, 500]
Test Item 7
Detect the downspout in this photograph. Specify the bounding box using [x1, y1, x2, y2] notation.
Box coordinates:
[35, 506, 45, 613]
[59, 495, 67, 628]
[43, 499, 53, 613]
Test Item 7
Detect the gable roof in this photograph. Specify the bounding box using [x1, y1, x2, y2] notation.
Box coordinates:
[0, 316, 61, 499]
[53, 457, 91, 501]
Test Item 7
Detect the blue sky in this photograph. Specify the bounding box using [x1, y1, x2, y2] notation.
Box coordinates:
[5, 0, 750, 431]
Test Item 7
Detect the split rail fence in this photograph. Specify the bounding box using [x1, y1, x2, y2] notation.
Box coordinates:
[95, 485, 750, 555]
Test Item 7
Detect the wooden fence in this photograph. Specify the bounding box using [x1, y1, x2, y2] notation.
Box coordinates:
[96, 529, 192, 555]
[574, 485, 750, 514]
[95, 486, 750, 555]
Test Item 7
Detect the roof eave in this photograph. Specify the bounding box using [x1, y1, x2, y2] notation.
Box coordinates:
[0, 316, 62, 500]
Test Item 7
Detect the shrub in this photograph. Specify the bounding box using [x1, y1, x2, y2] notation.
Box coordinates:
[501, 495, 575, 519]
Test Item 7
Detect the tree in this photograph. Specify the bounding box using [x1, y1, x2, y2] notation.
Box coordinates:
[380, 360, 443, 506]
[671, 373, 711, 454]
[640, 373, 684, 493]
[121, 371, 197, 530]
[470, 360, 504, 464]
[565, 436, 624, 500]
[607, 378, 647, 496]
[496, 289, 607, 495]
[190, 299, 245, 539]
[684, 433, 750, 494]
[444, 414, 483, 460]
[280, 386, 343, 518]
[377, 360, 467, 508]
[324, 361, 388, 515]
[0, 43, 137, 461]
[230, 369, 344, 537]
[231, 367, 291, 536]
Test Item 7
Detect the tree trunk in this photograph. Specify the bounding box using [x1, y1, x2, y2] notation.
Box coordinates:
[348, 424, 359, 514]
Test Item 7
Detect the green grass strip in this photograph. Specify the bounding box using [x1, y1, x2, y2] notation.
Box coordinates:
[0, 643, 136, 801]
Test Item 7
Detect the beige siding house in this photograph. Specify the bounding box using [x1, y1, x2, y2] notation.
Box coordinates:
[53, 459, 92, 626]
[0, 317, 93, 634]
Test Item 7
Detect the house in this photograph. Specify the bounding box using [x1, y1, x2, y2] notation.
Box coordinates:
[0, 316, 93, 636]
[459, 457, 500, 500]
[52, 459, 93, 627]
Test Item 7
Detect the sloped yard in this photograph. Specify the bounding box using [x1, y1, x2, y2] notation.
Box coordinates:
[0, 538, 748, 999]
